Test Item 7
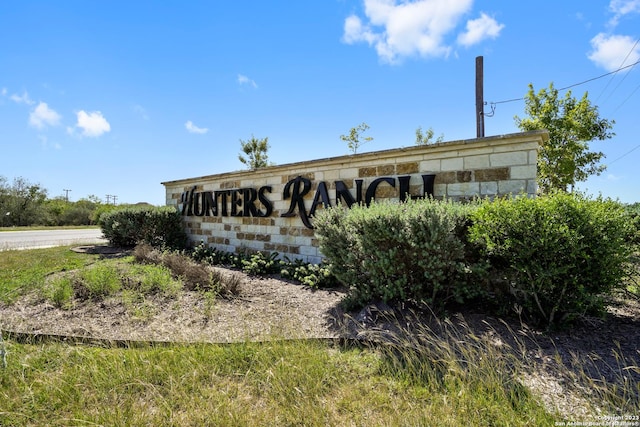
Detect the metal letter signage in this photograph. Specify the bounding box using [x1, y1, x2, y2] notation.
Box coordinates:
[180, 174, 435, 229]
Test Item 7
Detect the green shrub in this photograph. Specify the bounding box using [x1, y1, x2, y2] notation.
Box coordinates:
[98, 206, 187, 249]
[190, 242, 234, 265]
[189, 242, 338, 289]
[313, 199, 480, 309]
[468, 192, 631, 326]
[625, 203, 640, 248]
[280, 259, 339, 289]
[241, 252, 283, 276]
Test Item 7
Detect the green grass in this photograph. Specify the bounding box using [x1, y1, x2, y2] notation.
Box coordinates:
[42, 255, 186, 315]
[0, 246, 99, 304]
[1, 246, 638, 425]
[0, 339, 556, 426]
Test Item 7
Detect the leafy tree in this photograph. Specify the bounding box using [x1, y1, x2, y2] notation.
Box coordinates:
[0, 176, 48, 226]
[238, 135, 271, 169]
[515, 83, 615, 193]
[341, 122, 373, 154]
[415, 126, 444, 145]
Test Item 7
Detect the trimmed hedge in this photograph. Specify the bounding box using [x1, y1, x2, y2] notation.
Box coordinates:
[467, 192, 631, 325]
[313, 193, 632, 327]
[98, 206, 187, 249]
[313, 199, 482, 309]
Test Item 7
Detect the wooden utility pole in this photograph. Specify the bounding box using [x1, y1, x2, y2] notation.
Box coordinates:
[63, 189, 71, 202]
[475, 56, 485, 138]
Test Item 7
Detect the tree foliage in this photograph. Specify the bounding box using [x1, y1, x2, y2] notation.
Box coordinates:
[415, 126, 444, 145]
[0, 175, 133, 227]
[341, 122, 373, 154]
[238, 135, 271, 169]
[0, 176, 48, 226]
[515, 83, 615, 193]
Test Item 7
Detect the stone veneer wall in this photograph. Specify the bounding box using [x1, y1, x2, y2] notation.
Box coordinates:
[163, 131, 547, 264]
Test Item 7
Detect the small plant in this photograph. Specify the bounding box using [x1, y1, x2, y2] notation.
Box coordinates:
[160, 251, 223, 293]
[48, 276, 75, 309]
[190, 242, 338, 289]
[132, 242, 162, 264]
[200, 289, 218, 320]
[128, 264, 183, 297]
[415, 126, 444, 145]
[241, 252, 283, 276]
[238, 135, 272, 169]
[341, 122, 373, 154]
[76, 264, 122, 300]
[281, 259, 338, 289]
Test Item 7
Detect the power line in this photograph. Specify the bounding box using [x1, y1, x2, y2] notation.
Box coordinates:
[490, 58, 640, 106]
[614, 80, 640, 112]
[608, 143, 640, 165]
[596, 36, 640, 104]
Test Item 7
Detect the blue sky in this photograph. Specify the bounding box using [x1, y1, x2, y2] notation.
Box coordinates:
[1, 0, 639, 205]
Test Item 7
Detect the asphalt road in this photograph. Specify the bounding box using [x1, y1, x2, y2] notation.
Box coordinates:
[0, 228, 107, 251]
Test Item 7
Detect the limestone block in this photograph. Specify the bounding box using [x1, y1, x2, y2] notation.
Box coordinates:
[490, 152, 528, 167]
[441, 157, 464, 171]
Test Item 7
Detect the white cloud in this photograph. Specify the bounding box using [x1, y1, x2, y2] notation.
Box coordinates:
[342, 0, 502, 63]
[29, 102, 61, 129]
[1, 88, 7, 96]
[588, 32, 640, 71]
[10, 91, 34, 105]
[237, 74, 258, 88]
[609, 0, 640, 27]
[185, 120, 209, 134]
[457, 12, 504, 47]
[75, 110, 111, 137]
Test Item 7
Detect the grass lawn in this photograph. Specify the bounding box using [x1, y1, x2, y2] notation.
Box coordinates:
[1, 246, 637, 425]
[0, 338, 556, 426]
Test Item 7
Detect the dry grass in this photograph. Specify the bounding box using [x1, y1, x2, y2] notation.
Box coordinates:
[133, 243, 241, 295]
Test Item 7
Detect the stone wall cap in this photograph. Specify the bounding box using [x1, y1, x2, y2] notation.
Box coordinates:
[161, 130, 548, 186]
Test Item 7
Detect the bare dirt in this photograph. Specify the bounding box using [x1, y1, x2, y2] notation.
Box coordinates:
[1, 245, 639, 418]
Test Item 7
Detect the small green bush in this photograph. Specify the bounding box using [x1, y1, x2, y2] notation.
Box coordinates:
[99, 206, 187, 249]
[241, 252, 282, 276]
[313, 199, 480, 309]
[468, 192, 631, 326]
[280, 259, 338, 289]
[191, 242, 235, 265]
[189, 242, 338, 289]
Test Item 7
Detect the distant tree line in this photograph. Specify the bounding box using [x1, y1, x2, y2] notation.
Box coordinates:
[0, 176, 137, 227]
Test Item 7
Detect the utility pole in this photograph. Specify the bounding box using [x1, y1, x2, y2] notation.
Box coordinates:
[106, 195, 112, 204]
[63, 189, 72, 202]
[112, 195, 118, 205]
[475, 56, 485, 138]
